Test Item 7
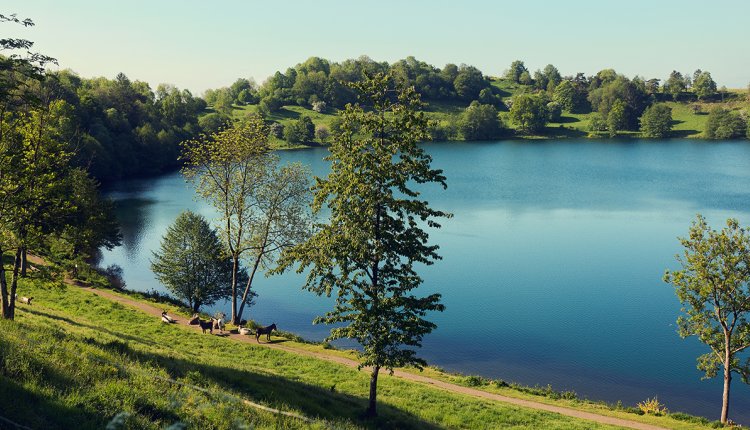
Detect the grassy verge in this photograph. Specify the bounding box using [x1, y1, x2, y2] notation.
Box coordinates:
[2, 274, 631, 430]
[0, 259, 726, 429]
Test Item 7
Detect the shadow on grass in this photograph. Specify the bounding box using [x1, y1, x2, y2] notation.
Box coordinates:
[19, 307, 160, 348]
[84, 336, 442, 430]
[555, 116, 580, 124]
[671, 129, 701, 138]
[0, 376, 109, 430]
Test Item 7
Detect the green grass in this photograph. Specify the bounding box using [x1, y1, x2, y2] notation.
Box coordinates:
[0, 261, 726, 430]
[1, 275, 632, 430]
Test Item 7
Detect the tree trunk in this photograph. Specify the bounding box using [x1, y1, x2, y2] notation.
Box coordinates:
[4, 247, 22, 320]
[20, 246, 27, 277]
[721, 336, 731, 424]
[366, 365, 380, 417]
[0, 245, 8, 318]
[231, 255, 239, 324]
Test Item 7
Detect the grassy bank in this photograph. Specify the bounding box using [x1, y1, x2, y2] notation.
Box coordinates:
[0, 260, 727, 429]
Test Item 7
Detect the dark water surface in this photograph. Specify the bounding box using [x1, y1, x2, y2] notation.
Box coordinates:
[101, 139, 750, 422]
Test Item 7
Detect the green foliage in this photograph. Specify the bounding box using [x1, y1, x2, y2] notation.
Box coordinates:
[453, 64, 488, 101]
[588, 74, 648, 130]
[277, 73, 448, 416]
[150, 211, 235, 312]
[284, 115, 315, 144]
[664, 215, 750, 423]
[639, 103, 673, 138]
[505, 60, 528, 84]
[664, 71, 687, 100]
[510, 94, 548, 133]
[458, 101, 505, 140]
[704, 108, 747, 139]
[606, 99, 627, 137]
[181, 116, 311, 323]
[693, 71, 717, 100]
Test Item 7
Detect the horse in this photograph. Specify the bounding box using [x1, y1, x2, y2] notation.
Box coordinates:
[255, 323, 276, 343]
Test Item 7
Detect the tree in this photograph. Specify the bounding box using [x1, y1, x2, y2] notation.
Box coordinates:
[151, 211, 234, 312]
[639, 103, 673, 138]
[181, 116, 311, 324]
[284, 115, 315, 144]
[505, 60, 528, 83]
[542, 64, 561, 90]
[453, 65, 486, 101]
[705, 108, 746, 139]
[458, 101, 505, 140]
[606, 99, 626, 137]
[693, 71, 717, 100]
[510, 94, 548, 133]
[664, 216, 750, 424]
[553, 80, 576, 112]
[276, 73, 448, 417]
[664, 71, 687, 100]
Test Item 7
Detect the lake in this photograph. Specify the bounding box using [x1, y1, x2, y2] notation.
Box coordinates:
[100, 139, 750, 423]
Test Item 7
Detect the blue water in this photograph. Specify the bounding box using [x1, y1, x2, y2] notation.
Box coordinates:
[100, 139, 750, 423]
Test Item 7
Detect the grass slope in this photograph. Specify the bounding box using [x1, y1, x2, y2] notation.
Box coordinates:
[0, 275, 623, 430]
[0, 264, 724, 430]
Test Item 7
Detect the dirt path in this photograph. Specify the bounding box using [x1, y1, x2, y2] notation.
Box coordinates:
[23, 255, 666, 430]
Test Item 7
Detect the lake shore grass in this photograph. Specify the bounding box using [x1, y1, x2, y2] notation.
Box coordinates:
[0, 256, 728, 429]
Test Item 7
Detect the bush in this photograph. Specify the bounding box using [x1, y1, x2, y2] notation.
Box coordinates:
[705, 108, 747, 139]
[639, 103, 673, 138]
[459, 101, 505, 140]
[637, 397, 667, 416]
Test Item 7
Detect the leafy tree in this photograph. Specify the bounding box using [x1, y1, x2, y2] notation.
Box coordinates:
[553, 80, 576, 112]
[693, 71, 717, 100]
[546, 102, 562, 122]
[181, 116, 311, 324]
[151, 211, 234, 312]
[505, 60, 528, 83]
[588, 75, 648, 130]
[510, 94, 548, 133]
[664, 71, 687, 100]
[315, 124, 329, 143]
[277, 73, 448, 417]
[639, 103, 673, 138]
[284, 115, 315, 144]
[606, 99, 626, 137]
[458, 101, 505, 140]
[542, 64, 562, 90]
[198, 112, 228, 134]
[453, 65, 486, 101]
[705, 108, 747, 139]
[664, 216, 750, 424]
[518, 70, 533, 86]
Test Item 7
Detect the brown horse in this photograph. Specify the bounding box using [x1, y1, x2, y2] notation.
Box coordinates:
[255, 323, 276, 343]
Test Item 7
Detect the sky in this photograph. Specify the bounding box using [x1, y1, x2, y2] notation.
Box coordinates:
[4, 0, 750, 95]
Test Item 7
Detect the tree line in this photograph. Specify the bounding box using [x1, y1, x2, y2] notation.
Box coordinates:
[206, 57, 750, 143]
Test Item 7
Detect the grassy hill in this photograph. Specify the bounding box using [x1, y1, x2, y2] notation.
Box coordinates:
[0, 259, 727, 429]
[219, 79, 749, 148]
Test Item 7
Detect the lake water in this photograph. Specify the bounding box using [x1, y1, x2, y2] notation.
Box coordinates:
[100, 139, 750, 423]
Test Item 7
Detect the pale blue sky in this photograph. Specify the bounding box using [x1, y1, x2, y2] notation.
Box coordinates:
[4, 0, 749, 95]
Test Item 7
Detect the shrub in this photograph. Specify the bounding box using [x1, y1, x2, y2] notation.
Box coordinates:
[637, 397, 667, 416]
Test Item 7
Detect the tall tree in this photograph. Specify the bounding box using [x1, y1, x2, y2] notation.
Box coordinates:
[664, 216, 750, 424]
[693, 71, 717, 100]
[151, 211, 234, 312]
[277, 73, 448, 417]
[181, 115, 311, 324]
